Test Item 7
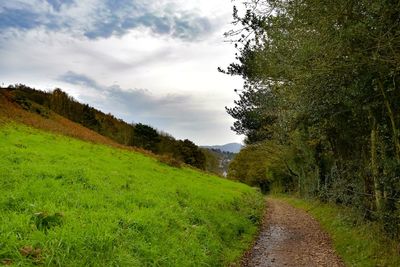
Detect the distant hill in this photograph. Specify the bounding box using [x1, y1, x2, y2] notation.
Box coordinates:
[202, 143, 243, 153]
[0, 85, 216, 171]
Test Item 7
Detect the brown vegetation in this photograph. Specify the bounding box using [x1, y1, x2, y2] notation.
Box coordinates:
[0, 91, 115, 145]
[0, 85, 220, 171]
[0, 87, 225, 174]
[0, 90, 154, 157]
[157, 154, 183, 168]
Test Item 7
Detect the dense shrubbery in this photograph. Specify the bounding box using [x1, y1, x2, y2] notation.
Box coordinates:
[224, 0, 400, 238]
[1, 85, 214, 171]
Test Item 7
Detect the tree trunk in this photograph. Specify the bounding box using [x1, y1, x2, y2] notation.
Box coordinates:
[378, 80, 400, 161]
[370, 113, 382, 211]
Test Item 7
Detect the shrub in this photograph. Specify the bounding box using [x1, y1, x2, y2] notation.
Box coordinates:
[158, 154, 183, 168]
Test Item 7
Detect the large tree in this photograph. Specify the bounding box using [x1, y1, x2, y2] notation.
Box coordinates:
[223, 0, 400, 236]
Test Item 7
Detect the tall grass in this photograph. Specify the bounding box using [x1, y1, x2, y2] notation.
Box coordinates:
[0, 124, 264, 266]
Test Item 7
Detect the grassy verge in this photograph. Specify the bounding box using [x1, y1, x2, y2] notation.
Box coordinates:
[273, 195, 400, 267]
[0, 123, 264, 266]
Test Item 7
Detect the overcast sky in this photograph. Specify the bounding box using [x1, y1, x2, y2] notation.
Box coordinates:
[0, 0, 244, 145]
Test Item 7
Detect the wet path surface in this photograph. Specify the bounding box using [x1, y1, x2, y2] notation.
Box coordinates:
[242, 198, 344, 267]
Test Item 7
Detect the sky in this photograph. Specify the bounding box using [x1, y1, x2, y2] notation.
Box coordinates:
[0, 0, 245, 146]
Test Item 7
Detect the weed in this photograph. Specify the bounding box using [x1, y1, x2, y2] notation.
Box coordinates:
[19, 246, 43, 263]
[1, 258, 13, 266]
[158, 154, 183, 168]
[31, 212, 64, 232]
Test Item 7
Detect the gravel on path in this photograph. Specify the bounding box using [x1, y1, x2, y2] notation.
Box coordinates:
[242, 198, 344, 267]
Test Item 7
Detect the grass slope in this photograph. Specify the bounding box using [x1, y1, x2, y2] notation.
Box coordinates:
[274, 195, 400, 267]
[0, 123, 263, 266]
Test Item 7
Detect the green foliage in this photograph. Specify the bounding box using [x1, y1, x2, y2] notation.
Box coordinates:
[228, 141, 290, 193]
[0, 124, 263, 266]
[224, 0, 400, 238]
[226, 85, 278, 144]
[2, 85, 210, 171]
[175, 139, 206, 170]
[31, 212, 64, 232]
[201, 148, 222, 175]
[132, 123, 160, 152]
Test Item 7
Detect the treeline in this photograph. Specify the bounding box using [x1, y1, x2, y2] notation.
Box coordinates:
[209, 149, 236, 175]
[223, 0, 400, 237]
[2, 85, 219, 172]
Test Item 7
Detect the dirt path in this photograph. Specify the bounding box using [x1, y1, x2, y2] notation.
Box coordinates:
[242, 198, 344, 267]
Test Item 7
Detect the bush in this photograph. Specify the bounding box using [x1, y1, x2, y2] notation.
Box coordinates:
[158, 154, 183, 168]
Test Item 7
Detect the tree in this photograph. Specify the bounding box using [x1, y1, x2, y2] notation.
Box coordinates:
[132, 123, 161, 152]
[223, 0, 400, 237]
[226, 83, 278, 144]
[176, 139, 206, 170]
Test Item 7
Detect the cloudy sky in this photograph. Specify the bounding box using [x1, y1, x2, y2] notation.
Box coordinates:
[0, 0, 244, 145]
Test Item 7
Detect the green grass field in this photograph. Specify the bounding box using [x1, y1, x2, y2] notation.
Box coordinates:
[274, 195, 400, 267]
[0, 123, 263, 266]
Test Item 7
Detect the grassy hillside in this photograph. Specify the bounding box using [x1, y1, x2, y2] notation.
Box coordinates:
[0, 89, 121, 149]
[0, 86, 216, 172]
[0, 123, 263, 266]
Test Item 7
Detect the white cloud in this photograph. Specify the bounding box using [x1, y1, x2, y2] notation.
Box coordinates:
[0, 0, 244, 145]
